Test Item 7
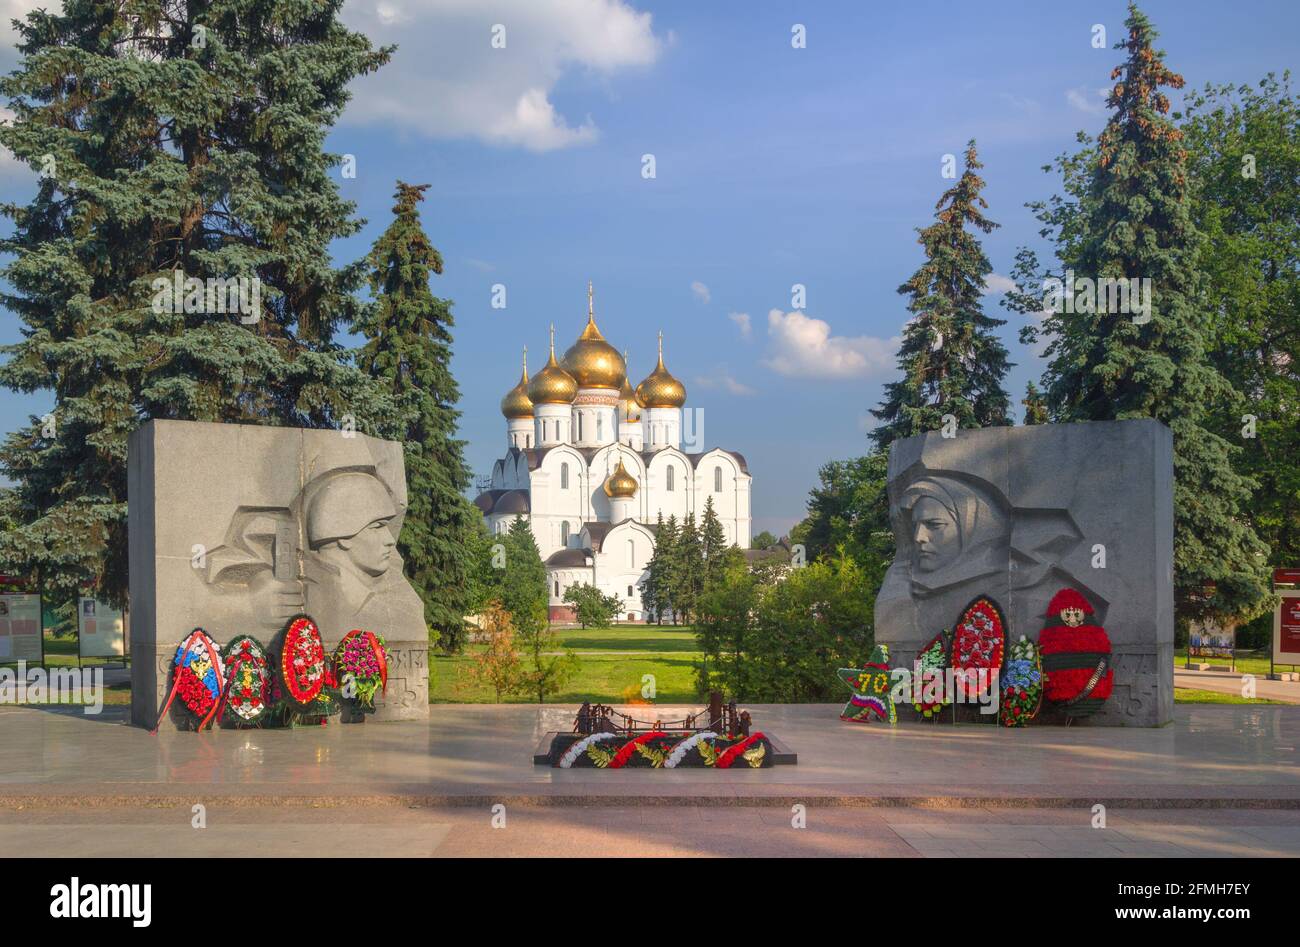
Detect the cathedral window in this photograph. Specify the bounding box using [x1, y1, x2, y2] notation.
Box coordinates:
[666, 467, 675, 491]
[627, 539, 635, 568]
[561, 521, 570, 545]
[577, 414, 582, 441]
[561, 463, 569, 489]
[714, 466, 723, 492]
[554, 581, 560, 597]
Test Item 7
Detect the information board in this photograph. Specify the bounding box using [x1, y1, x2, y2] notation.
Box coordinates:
[0, 593, 43, 663]
[1188, 619, 1235, 660]
[1274, 591, 1300, 667]
[78, 596, 128, 659]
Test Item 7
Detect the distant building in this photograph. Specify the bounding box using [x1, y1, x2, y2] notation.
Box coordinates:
[478, 284, 752, 621]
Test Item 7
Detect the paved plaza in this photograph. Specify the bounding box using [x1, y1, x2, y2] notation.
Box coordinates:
[3, 702, 1297, 856]
[5, 804, 1299, 858]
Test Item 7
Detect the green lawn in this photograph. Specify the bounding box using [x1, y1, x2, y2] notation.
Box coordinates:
[1173, 688, 1284, 705]
[553, 624, 700, 653]
[1174, 648, 1284, 676]
[430, 624, 704, 704]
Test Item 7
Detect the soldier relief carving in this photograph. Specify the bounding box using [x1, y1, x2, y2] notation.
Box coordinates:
[193, 460, 428, 717]
[874, 422, 1175, 726]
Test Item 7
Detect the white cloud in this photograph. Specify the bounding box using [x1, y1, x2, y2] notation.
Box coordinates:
[694, 371, 755, 397]
[1065, 85, 1109, 116]
[981, 273, 1018, 295]
[728, 311, 752, 340]
[690, 280, 711, 304]
[341, 0, 662, 152]
[762, 309, 899, 380]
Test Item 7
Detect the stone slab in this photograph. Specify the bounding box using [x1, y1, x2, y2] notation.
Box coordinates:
[3, 703, 1295, 807]
[875, 419, 1174, 726]
[128, 419, 430, 728]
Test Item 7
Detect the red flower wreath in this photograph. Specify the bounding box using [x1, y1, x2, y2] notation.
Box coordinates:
[951, 597, 1005, 700]
[279, 616, 327, 705]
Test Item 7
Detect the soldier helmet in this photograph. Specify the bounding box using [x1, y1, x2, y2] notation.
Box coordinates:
[304, 471, 397, 548]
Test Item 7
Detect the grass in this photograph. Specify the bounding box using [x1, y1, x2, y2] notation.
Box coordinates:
[553, 624, 700, 653]
[1173, 688, 1284, 705]
[431, 624, 704, 704]
[1173, 648, 1285, 676]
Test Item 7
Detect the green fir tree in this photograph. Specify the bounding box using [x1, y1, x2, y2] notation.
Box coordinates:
[870, 140, 1012, 451]
[1005, 4, 1270, 623]
[0, 0, 394, 605]
[672, 513, 704, 625]
[1022, 381, 1049, 424]
[358, 181, 478, 650]
[496, 517, 576, 702]
[641, 513, 678, 623]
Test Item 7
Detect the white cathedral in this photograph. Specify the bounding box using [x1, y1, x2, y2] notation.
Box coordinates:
[476, 285, 752, 622]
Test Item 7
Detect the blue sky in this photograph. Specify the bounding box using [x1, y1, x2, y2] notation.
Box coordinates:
[1, 0, 1297, 536]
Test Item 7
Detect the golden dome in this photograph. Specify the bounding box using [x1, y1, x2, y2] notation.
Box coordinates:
[603, 457, 638, 498]
[618, 352, 642, 421]
[500, 349, 534, 418]
[527, 326, 578, 405]
[635, 332, 687, 408]
[560, 283, 625, 390]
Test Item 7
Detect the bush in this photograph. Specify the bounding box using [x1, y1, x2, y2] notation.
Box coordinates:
[697, 551, 877, 702]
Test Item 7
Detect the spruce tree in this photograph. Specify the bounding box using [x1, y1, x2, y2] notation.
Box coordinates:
[358, 182, 478, 651]
[1008, 4, 1269, 622]
[0, 0, 394, 605]
[497, 517, 549, 638]
[1022, 381, 1049, 424]
[870, 140, 1012, 451]
[698, 496, 729, 582]
[673, 513, 704, 625]
[643, 513, 679, 623]
[498, 517, 577, 702]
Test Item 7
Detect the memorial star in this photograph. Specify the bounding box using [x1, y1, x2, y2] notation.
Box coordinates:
[837, 644, 896, 725]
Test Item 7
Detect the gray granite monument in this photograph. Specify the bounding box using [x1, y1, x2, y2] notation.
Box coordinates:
[875, 418, 1174, 726]
[129, 419, 429, 728]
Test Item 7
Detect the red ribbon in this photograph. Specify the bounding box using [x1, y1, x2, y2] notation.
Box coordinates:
[151, 629, 224, 734]
[715, 731, 767, 769]
[608, 731, 667, 768]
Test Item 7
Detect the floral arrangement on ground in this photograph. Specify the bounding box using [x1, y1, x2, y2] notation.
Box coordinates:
[554, 731, 772, 769]
[334, 629, 388, 713]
